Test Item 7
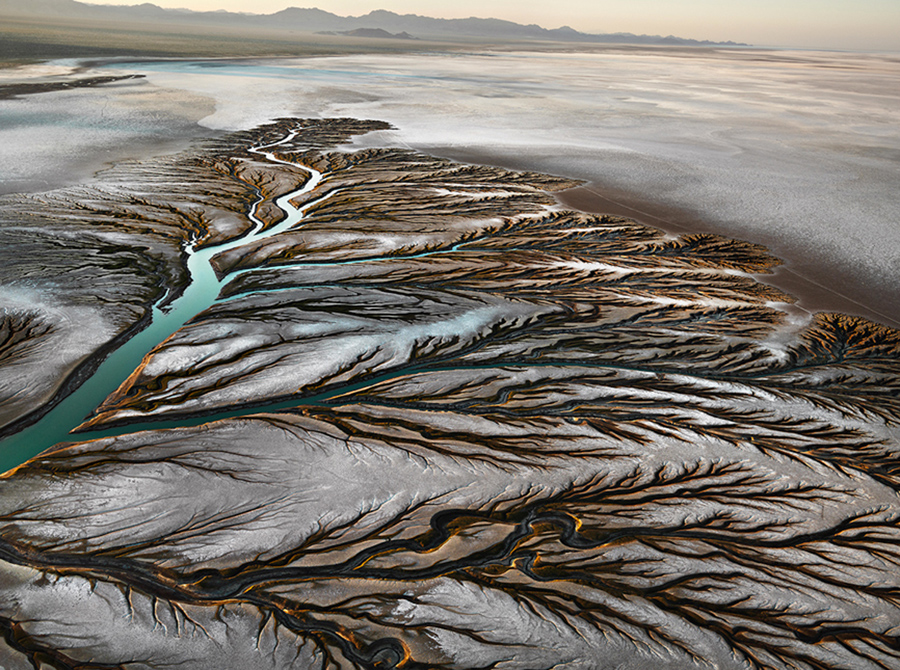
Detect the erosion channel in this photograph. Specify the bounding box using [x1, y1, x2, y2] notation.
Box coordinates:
[0, 125, 332, 469]
[0, 118, 899, 670]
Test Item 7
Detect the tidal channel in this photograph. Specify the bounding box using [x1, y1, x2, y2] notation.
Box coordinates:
[0, 129, 327, 473]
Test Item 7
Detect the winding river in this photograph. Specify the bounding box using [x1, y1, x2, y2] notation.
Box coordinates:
[0, 129, 330, 472]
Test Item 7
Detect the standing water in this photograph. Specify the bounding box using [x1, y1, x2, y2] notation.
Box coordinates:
[0, 129, 331, 473]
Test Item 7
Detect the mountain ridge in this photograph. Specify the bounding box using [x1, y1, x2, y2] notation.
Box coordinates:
[0, 0, 749, 47]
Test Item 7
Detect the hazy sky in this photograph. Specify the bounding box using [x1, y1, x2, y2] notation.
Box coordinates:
[81, 0, 900, 51]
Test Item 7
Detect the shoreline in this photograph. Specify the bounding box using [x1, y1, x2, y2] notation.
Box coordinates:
[0, 307, 153, 446]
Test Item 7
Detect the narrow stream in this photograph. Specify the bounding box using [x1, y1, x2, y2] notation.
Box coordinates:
[0, 129, 330, 473]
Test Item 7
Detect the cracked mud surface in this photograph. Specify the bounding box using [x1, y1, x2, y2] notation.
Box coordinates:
[1, 118, 900, 669]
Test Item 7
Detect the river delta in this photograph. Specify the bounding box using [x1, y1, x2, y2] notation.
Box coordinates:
[0, 50, 899, 669]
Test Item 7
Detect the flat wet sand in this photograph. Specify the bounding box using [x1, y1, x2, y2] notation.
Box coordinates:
[0, 65, 217, 195]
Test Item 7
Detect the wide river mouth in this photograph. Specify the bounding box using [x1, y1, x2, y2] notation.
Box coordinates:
[0, 129, 331, 473]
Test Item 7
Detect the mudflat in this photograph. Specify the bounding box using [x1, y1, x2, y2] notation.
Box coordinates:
[0, 117, 899, 669]
[555, 182, 900, 329]
[1, 42, 899, 669]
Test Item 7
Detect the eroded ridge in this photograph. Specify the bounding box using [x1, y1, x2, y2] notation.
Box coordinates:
[1, 118, 900, 669]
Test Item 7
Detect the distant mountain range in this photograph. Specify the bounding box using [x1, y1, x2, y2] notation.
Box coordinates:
[320, 28, 416, 40]
[0, 0, 748, 47]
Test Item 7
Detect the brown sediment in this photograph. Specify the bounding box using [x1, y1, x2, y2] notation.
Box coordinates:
[556, 182, 900, 330]
[0, 74, 145, 99]
[762, 263, 900, 330]
[414, 144, 899, 330]
[2, 118, 900, 670]
[554, 183, 705, 234]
